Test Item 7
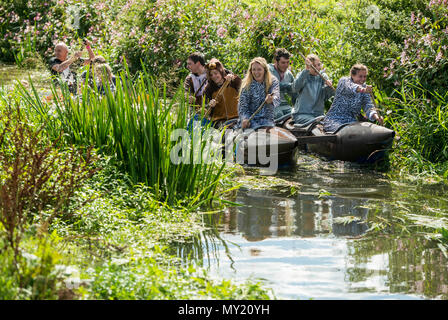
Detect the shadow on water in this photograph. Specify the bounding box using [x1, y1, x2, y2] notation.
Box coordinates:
[173, 154, 448, 300]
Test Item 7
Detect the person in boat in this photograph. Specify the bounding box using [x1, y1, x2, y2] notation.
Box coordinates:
[92, 62, 117, 95]
[267, 48, 295, 122]
[322, 64, 383, 133]
[48, 42, 91, 95]
[79, 40, 116, 94]
[239, 57, 280, 130]
[184, 52, 208, 107]
[203, 58, 241, 129]
[291, 54, 334, 126]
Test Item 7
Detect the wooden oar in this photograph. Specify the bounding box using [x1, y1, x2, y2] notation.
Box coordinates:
[298, 52, 335, 91]
[248, 98, 268, 122]
[205, 78, 231, 117]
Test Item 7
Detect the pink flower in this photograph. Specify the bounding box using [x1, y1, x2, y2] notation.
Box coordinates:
[217, 26, 227, 38]
[436, 51, 443, 62]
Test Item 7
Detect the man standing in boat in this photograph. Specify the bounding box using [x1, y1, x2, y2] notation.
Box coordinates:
[268, 48, 295, 123]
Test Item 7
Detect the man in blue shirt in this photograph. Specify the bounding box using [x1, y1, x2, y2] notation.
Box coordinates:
[268, 48, 295, 123]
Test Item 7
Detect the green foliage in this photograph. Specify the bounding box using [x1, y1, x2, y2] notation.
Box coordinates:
[19, 68, 230, 207]
[381, 81, 448, 176]
[0, 102, 97, 257]
[0, 232, 64, 299]
[87, 252, 270, 299]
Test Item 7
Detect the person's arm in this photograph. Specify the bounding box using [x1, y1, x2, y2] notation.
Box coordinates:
[230, 75, 242, 92]
[238, 88, 251, 119]
[291, 69, 309, 93]
[52, 52, 82, 73]
[362, 93, 383, 125]
[268, 78, 280, 109]
[85, 39, 95, 61]
[320, 71, 335, 100]
[337, 76, 361, 96]
[184, 76, 196, 104]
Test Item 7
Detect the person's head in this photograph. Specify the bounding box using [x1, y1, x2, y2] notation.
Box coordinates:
[350, 64, 368, 84]
[54, 42, 69, 61]
[273, 48, 290, 73]
[92, 56, 106, 64]
[186, 52, 206, 74]
[241, 57, 273, 94]
[94, 63, 113, 83]
[306, 54, 322, 75]
[205, 58, 226, 85]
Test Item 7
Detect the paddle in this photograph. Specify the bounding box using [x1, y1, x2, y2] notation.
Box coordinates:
[298, 52, 335, 91]
[205, 77, 231, 118]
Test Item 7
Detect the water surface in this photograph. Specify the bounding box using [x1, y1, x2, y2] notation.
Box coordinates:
[187, 156, 448, 299]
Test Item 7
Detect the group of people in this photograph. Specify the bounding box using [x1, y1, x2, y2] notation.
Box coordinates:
[48, 43, 383, 134]
[48, 40, 116, 95]
[184, 48, 383, 133]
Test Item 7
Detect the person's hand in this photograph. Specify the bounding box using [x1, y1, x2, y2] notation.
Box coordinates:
[224, 74, 234, 82]
[242, 119, 250, 129]
[265, 93, 273, 104]
[209, 99, 217, 107]
[188, 95, 196, 104]
[358, 85, 372, 94]
[374, 114, 384, 126]
[305, 58, 312, 67]
[74, 51, 82, 59]
[325, 79, 332, 88]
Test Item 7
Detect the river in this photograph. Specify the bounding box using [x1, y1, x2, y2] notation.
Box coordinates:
[177, 155, 448, 300]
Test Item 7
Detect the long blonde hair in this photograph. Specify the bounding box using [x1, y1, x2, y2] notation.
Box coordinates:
[240, 57, 273, 94]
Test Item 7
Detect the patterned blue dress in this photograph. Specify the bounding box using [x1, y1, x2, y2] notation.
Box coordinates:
[238, 78, 280, 129]
[322, 76, 378, 133]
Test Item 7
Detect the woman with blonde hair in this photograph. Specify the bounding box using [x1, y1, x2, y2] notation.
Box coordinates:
[238, 57, 280, 129]
[322, 63, 383, 133]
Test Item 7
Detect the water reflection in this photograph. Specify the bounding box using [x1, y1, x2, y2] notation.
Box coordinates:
[230, 187, 372, 241]
[176, 159, 448, 299]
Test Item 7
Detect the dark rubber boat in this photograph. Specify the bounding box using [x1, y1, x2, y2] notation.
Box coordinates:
[225, 126, 298, 168]
[283, 117, 395, 163]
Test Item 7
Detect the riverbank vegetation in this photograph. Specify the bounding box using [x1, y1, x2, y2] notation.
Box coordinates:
[0, 0, 447, 299]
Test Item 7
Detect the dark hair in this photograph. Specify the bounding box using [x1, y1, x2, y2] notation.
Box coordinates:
[188, 52, 205, 66]
[205, 58, 226, 82]
[350, 63, 368, 76]
[92, 56, 106, 64]
[274, 48, 290, 62]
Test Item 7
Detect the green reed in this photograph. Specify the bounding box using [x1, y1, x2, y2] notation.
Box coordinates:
[18, 68, 229, 207]
[380, 81, 448, 176]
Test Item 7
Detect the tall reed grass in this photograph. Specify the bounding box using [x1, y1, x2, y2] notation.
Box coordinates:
[380, 81, 448, 177]
[19, 68, 230, 207]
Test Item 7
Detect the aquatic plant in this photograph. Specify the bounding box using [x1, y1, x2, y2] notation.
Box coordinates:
[380, 81, 448, 177]
[19, 67, 230, 207]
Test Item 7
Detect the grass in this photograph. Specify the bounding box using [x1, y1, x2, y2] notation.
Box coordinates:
[0, 68, 272, 300]
[17, 65, 231, 207]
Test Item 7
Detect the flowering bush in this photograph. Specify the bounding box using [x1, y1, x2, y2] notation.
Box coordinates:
[0, 0, 117, 65]
[344, 0, 448, 95]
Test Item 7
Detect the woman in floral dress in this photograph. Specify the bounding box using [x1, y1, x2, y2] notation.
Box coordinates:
[238, 57, 280, 130]
[322, 64, 383, 133]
